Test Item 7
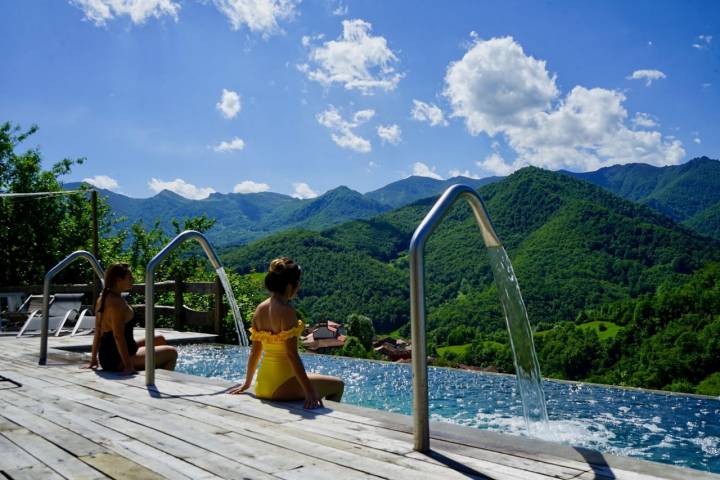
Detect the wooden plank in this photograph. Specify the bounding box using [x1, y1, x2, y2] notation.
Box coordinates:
[2, 428, 107, 480]
[80, 452, 164, 480]
[2, 464, 65, 480]
[1, 389, 221, 480]
[0, 432, 44, 470]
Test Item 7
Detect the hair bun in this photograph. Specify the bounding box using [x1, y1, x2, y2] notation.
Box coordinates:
[265, 257, 301, 294]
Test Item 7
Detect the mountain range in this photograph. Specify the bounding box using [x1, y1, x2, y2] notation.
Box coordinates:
[222, 166, 720, 335]
[65, 175, 499, 246]
[67, 156, 720, 246]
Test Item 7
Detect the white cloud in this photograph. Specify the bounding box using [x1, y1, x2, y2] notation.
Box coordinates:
[211, 0, 297, 37]
[233, 180, 270, 193]
[332, 3, 348, 16]
[83, 175, 119, 191]
[148, 178, 215, 199]
[476, 153, 521, 176]
[412, 162, 443, 180]
[300, 19, 402, 94]
[70, 0, 180, 26]
[448, 169, 480, 179]
[292, 182, 318, 199]
[693, 137, 702, 144]
[442, 36, 683, 172]
[316, 105, 374, 153]
[216, 89, 241, 119]
[692, 34, 713, 49]
[411, 100, 448, 127]
[444, 36, 559, 136]
[632, 112, 658, 128]
[377, 124, 401, 145]
[627, 69, 666, 87]
[213, 137, 246, 152]
[702, 83, 712, 88]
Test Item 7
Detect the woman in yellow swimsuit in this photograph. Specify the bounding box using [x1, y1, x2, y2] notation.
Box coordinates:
[228, 257, 344, 409]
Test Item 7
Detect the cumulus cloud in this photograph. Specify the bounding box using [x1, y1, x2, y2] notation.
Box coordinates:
[148, 178, 215, 199]
[292, 182, 318, 199]
[216, 89, 241, 119]
[299, 19, 402, 94]
[211, 0, 297, 37]
[213, 137, 246, 152]
[443, 36, 683, 173]
[448, 169, 480, 179]
[476, 153, 522, 176]
[692, 34, 713, 49]
[411, 100, 448, 127]
[377, 124, 401, 145]
[412, 162, 443, 180]
[70, 0, 180, 26]
[83, 175, 119, 191]
[316, 105, 374, 152]
[632, 112, 658, 128]
[233, 180, 270, 193]
[444, 36, 559, 136]
[627, 69, 666, 87]
[332, 3, 348, 16]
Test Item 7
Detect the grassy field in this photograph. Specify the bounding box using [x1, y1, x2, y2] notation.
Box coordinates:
[577, 321, 622, 340]
[437, 343, 472, 357]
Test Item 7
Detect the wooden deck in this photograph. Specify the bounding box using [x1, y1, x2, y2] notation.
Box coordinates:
[0, 333, 717, 480]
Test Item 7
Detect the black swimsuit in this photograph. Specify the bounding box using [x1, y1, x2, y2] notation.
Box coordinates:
[99, 316, 139, 371]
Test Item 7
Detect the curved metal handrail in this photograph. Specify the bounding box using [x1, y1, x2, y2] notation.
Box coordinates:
[40, 251, 105, 365]
[409, 184, 501, 452]
[144, 230, 223, 386]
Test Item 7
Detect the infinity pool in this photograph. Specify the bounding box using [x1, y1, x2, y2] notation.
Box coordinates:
[176, 344, 720, 473]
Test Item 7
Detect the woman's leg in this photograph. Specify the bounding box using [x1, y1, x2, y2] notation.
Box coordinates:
[272, 373, 344, 402]
[132, 346, 178, 371]
[135, 335, 167, 348]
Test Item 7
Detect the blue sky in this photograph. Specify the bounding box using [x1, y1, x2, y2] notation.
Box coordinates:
[1, 0, 717, 199]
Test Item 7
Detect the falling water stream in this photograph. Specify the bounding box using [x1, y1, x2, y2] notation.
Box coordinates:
[487, 246, 549, 435]
[215, 266, 249, 347]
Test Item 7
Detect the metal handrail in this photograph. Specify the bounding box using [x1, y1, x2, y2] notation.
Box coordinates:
[39, 251, 105, 365]
[144, 230, 222, 386]
[409, 184, 501, 452]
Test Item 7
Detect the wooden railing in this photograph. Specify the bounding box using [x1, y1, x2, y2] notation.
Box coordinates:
[0, 279, 228, 334]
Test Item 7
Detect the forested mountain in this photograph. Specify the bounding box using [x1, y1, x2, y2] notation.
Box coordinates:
[223, 167, 720, 337]
[65, 183, 390, 246]
[364, 175, 501, 208]
[563, 157, 720, 239]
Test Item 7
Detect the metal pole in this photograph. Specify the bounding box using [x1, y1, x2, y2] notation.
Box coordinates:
[408, 184, 501, 452]
[91, 189, 99, 308]
[40, 251, 105, 365]
[145, 230, 223, 386]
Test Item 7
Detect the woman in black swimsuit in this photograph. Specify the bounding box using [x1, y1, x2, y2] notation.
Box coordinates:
[87, 263, 178, 374]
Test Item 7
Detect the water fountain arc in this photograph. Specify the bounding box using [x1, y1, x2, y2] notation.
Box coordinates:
[144, 230, 246, 386]
[38, 250, 105, 365]
[409, 184, 547, 452]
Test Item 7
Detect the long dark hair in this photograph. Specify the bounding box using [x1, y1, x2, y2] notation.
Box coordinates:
[97, 263, 132, 313]
[264, 257, 301, 295]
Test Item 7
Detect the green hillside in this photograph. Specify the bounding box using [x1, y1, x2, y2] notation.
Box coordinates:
[223, 168, 720, 341]
[565, 157, 720, 239]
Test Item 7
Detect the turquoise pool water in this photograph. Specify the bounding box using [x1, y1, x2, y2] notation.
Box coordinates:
[176, 344, 720, 473]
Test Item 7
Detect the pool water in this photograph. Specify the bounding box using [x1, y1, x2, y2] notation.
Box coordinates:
[176, 344, 720, 473]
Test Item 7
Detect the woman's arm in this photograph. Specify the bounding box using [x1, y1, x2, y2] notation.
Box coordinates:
[228, 340, 263, 394]
[87, 315, 102, 368]
[284, 333, 322, 409]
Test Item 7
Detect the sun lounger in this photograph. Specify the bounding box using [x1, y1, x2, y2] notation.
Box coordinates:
[17, 293, 85, 337]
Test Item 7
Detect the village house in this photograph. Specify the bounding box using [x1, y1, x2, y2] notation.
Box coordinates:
[373, 337, 411, 361]
[302, 321, 346, 352]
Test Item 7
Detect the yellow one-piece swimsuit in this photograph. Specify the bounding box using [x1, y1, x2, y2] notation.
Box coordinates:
[250, 320, 305, 399]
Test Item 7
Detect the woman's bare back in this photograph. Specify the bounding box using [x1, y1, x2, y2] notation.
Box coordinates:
[253, 298, 297, 333]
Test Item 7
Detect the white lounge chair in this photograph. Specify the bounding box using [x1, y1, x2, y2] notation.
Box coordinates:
[17, 293, 86, 337]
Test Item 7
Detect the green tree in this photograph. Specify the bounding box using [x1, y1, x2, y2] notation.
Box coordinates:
[346, 313, 375, 350]
[340, 336, 367, 357]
